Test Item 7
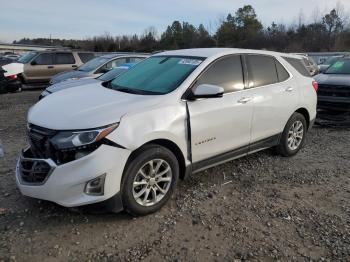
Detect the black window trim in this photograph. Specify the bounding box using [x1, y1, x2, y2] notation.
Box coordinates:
[182, 54, 246, 100]
[54, 52, 76, 65]
[33, 52, 54, 65]
[243, 53, 292, 90]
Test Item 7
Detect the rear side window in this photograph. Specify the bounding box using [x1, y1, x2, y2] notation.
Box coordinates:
[55, 53, 75, 64]
[246, 55, 278, 88]
[283, 57, 311, 77]
[34, 53, 54, 65]
[195, 55, 244, 93]
[78, 52, 95, 63]
[275, 60, 290, 82]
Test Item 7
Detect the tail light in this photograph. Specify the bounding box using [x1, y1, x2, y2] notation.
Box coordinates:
[312, 80, 318, 92]
[8, 74, 17, 80]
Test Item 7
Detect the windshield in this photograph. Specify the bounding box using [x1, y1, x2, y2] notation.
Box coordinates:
[110, 56, 204, 95]
[17, 52, 37, 63]
[78, 57, 110, 72]
[97, 67, 129, 81]
[325, 59, 350, 74]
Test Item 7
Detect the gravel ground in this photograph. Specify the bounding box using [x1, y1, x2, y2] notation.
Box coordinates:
[0, 91, 350, 262]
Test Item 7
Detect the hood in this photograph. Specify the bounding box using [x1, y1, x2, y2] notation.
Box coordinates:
[314, 73, 350, 86]
[46, 77, 99, 93]
[50, 70, 90, 85]
[28, 83, 161, 130]
[2, 63, 24, 77]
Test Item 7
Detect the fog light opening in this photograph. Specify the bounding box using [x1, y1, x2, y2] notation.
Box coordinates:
[84, 174, 106, 196]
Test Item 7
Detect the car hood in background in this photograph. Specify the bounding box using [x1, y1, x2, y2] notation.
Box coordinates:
[28, 83, 161, 130]
[2, 63, 24, 77]
[46, 77, 99, 93]
[50, 70, 91, 85]
[314, 74, 350, 86]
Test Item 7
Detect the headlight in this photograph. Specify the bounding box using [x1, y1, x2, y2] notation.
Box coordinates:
[51, 123, 118, 150]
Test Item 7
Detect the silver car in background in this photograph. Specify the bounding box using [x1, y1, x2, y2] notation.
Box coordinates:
[50, 53, 148, 85]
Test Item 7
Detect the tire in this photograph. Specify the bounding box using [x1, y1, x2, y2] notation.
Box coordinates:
[276, 112, 307, 157]
[121, 144, 179, 216]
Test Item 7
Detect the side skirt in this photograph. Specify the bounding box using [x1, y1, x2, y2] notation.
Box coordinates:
[191, 134, 281, 174]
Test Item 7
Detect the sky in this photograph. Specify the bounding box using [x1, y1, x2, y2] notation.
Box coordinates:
[0, 0, 349, 43]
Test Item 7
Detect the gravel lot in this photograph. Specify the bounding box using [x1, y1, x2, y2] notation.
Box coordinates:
[0, 91, 350, 261]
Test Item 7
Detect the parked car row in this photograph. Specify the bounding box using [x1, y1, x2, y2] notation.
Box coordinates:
[0, 50, 149, 93]
[15, 48, 317, 216]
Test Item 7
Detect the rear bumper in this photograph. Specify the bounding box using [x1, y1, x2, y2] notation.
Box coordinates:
[6, 79, 21, 92]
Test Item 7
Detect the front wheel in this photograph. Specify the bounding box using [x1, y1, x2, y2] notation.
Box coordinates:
[121, 144, 179, 216]
[276, 112, 307, 157]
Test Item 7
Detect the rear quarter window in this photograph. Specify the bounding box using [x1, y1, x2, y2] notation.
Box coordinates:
[283, 57, 311, 77]
[275, 60, 290, 82]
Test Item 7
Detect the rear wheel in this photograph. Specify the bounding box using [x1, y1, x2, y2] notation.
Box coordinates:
[276, 112, 307, 157]
[121, 144, 179, 216]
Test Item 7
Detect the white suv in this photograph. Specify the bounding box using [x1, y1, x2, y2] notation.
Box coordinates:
[16, 48, 317, 216]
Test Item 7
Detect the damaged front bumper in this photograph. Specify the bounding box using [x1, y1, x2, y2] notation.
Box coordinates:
[16, 145, 131, 210]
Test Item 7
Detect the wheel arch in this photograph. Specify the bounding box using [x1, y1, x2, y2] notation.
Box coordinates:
[295, 107, 310, 128]
[124, 139, 187, 181]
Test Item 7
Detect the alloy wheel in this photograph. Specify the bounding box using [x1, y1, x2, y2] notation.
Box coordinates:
[287, 120, 304, 150]
[132, 159, 172, 207]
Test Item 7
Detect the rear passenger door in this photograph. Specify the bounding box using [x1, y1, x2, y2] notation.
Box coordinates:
[52, 52, 77, 76]
[245, 54, 298, 145]
[188, 55, 254, 163]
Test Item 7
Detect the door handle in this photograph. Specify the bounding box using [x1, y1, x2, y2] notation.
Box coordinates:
[72, 65, 77, 68]
[285, 87, 294, 92]
[47, 66, 54, 69]
[237, 97, 253, 104]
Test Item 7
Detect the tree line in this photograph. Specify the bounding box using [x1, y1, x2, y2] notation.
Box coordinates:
[14, 4, 350, 53]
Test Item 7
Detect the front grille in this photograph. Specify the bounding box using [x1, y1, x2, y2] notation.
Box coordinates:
[318, 84, 350, 98]
[18, 148, 56, 185]
[27, 124, 57, 159]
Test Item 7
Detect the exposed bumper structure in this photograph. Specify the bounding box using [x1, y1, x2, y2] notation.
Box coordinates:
[16, 145, 131, 208]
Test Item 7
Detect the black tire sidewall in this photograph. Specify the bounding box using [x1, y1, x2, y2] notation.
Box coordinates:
[279, 113, 307, 156]
[121, 145, 179, 216]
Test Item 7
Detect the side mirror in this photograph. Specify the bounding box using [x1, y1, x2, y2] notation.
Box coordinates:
[192, 84, 224, 99]
[30, 60, 37, 66]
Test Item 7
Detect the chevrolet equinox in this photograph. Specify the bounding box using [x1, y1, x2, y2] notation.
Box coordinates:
[16, 48, 317, 216]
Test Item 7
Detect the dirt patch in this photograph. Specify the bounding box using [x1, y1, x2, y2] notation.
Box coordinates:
[0, 91, 349, 261]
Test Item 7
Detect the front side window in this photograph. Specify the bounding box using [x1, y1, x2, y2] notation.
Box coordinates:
[98, 67, 128, 81]
[77, 57, 110, 72]
[55, 53, 75, 64]
[194, 55, 244, 93]
[325, 59, 350, 74]
[34, 53, 54, 65]
[246, 55, 278, 88]
[111, 56, 204, 95]
[104, 58, 128, 70]
[129, 57, 145, 63]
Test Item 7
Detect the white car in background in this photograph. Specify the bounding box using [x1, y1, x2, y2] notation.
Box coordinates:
[16, 48, 317, 216]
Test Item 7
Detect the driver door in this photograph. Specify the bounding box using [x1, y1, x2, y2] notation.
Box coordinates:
[187, 55, 254, 164]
